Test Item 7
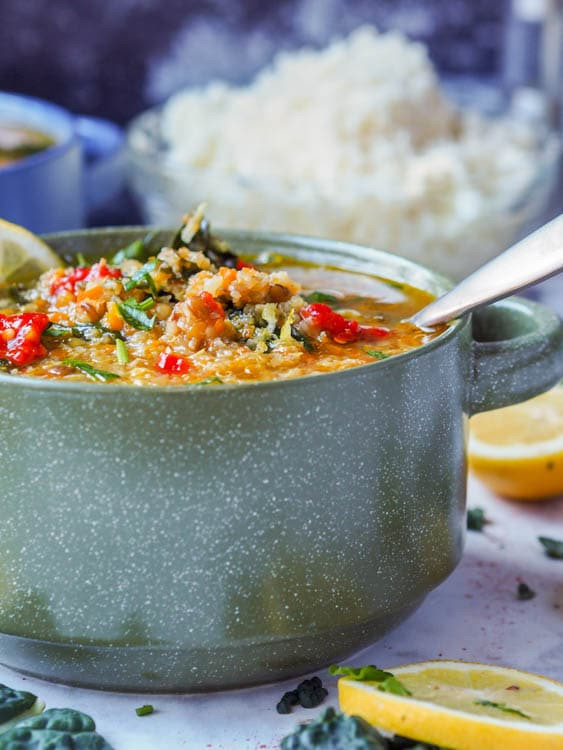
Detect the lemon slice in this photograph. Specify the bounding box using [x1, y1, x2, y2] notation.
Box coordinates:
[338, 660, 563, 750]
[0, 218, 62, 285]
[469, 384, 563, 500]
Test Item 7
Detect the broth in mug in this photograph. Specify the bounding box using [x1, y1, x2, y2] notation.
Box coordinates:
[0, 123, 55, 167]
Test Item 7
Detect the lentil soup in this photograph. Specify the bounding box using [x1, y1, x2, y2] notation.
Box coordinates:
[0, 208, 444, 385]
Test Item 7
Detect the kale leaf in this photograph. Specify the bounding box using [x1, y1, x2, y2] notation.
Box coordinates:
[0, 708, 113, 749]
[0, 684, 40, 724]
[280, 707, 387, 750]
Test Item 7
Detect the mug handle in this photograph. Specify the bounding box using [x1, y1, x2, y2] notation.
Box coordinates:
[74, 116, 125, 211]
[468, 297, 562, 415]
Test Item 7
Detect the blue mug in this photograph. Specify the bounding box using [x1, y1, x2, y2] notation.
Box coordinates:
[0, 91, 124, 233]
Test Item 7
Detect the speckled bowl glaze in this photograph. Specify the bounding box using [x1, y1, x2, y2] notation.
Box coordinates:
[0, 229, 561, 692]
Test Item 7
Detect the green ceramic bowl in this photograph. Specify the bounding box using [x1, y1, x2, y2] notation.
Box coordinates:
[0, 229, 561, 692]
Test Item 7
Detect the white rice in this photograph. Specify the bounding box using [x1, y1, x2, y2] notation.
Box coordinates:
[157, 26, 547, 279]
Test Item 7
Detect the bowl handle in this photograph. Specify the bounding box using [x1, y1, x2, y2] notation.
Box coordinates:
[74, 116, 125, 211]
[468, 297, 562, 415]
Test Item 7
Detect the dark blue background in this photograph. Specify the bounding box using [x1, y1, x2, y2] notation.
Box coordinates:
[0, 0, 508, 124]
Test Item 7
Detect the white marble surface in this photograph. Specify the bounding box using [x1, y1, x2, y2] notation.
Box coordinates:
[1, 477, 562, 750]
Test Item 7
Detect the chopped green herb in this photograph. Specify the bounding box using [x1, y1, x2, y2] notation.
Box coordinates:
[329, 664, 393, 682]
[136, 297, 155, 311]
[75, 252, 89, 267]
[364, 349, 389, 360]
[386, 280, 404, 290]
[517, 582, 536, 601]
[538, 536, 563, 560]
[124, 259, 158, 294]
[111, 233, 156, 265]
[135, 704, 154, 717]
[377, 676, 412, 696]
[43, 322, 124, 342]
[62, 359, 120, 382]
[117, 299, 156, 331]
[115, 339, 129, 365]
[474, 699, 530, 719]
[467, 507, 487, 531]
[305, 291, 339, 305]
[195, 377, 224, 386]
[0, 359, 10, 370]
[42, 322, 73, 338]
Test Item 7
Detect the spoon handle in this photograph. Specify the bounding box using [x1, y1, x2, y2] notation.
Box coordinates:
[412, 214, 563, 328]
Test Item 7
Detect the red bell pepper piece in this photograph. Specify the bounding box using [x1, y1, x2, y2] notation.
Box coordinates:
[88, 258, 122, 281]
[199, 291, 225, 319]
[236, 259, 255, 270]
[300, 303, 389, 343]
[0, 312, 50, 366]
[156, 352, 191, 375]
[50, 258, 121, 296]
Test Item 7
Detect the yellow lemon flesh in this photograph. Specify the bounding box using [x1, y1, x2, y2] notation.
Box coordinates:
[468, 384, 563, 500]
[0, 218, 62, 286]
[338, 660, 563, 750]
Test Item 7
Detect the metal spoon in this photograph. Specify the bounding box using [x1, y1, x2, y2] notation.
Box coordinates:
[411, 214, 563, 328]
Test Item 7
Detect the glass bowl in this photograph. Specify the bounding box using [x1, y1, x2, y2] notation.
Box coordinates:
[126, 104, 560, 281]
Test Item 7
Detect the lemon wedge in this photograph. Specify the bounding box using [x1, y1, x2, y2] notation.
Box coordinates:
[468, 384, 563, 500]
[338, 660, 563, 750]
[0, 218, 62, 285]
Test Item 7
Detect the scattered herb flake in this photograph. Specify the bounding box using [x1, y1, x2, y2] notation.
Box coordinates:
[364, 349, 390, 360]
[517, 582, 536, 601]
[474, 699, 530, 719]
[538, 536, 563, 560]
[386, 280, 404, 290]
[467, 507, 487, 531]
[329, 664, 393, 682]
[135, 704, 154, 717]
[0, 358, 10, 369]
[115, 339, 129, 365]
[117, 299, 156, 331]
[62, 359, 120, 382]
[305, 291, 339, 305]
